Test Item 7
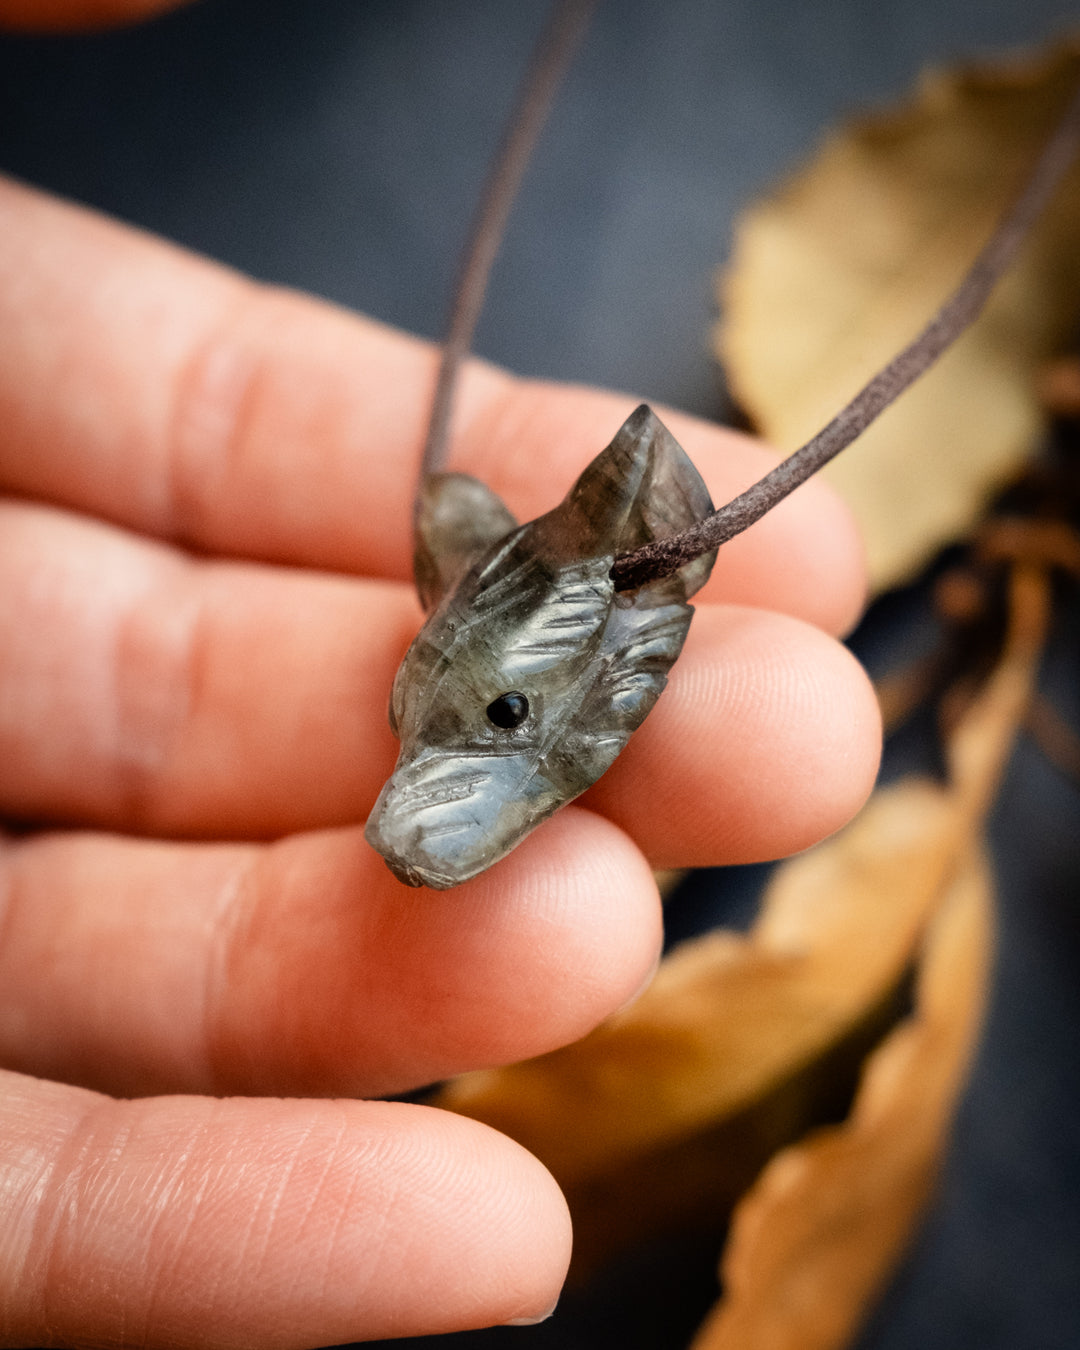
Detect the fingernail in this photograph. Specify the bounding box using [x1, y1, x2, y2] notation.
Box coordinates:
[502, 1303, 558, 1326]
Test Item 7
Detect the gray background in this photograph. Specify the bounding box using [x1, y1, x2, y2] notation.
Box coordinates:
[2, 1, 1079, 1347]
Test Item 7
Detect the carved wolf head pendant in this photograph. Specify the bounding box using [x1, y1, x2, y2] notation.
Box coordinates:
[364, 405, 716, 888]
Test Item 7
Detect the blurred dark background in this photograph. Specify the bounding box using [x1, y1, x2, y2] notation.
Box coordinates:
[2, 1, 1078, 1346]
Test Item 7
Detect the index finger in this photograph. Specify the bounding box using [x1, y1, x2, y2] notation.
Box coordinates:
[0, 175, 865, 634]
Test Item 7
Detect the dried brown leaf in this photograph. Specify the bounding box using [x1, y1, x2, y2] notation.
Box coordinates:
[690, 843, 993, 1350]
[719, 39, 1080, 591]
[979, 516, 1080, 576]
[1038, 354, 1080, 414]
[1025, 690, 1080, 783]
[946, 561, 1049, 812]
[873, 652, 947, 735]
[687, 560, 1046, 1347]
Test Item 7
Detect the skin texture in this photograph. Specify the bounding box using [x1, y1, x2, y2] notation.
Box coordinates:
[0, 88, 880, 1350]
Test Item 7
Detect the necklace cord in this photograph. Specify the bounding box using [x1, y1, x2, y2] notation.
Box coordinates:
[415, 0, 598, 524]
[611, 80, 1080, 591]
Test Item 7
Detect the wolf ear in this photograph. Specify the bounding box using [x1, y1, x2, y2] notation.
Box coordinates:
[538, 405, 717, 599]
[413, 472, 518, 612]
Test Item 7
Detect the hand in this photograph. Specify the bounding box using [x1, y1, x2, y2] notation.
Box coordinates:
[0, 171, 879, 1347]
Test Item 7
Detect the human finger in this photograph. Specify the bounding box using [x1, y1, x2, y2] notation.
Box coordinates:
[0, 175, 864, 635]
[0, 0, 190, 31]
[0, 809, 662, 1099]
[0, 499, 875, 848]
[0, 1071, 569, 1346]
[586, 604, 882, 867]
[0, 497, 412, 837]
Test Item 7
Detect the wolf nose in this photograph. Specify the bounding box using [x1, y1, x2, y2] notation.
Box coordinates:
[384, 855, 427, 887]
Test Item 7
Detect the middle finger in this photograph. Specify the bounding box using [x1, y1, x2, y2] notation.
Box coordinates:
[0, 497, 878, 855]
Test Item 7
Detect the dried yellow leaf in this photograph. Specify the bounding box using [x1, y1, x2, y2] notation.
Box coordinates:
[690, 843, 993, 1350]
[719, 39, 1080, 591]
[687, 560, 1045, 1346]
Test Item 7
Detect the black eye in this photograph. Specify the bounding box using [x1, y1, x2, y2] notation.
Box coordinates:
[486, 691, 530, 729]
